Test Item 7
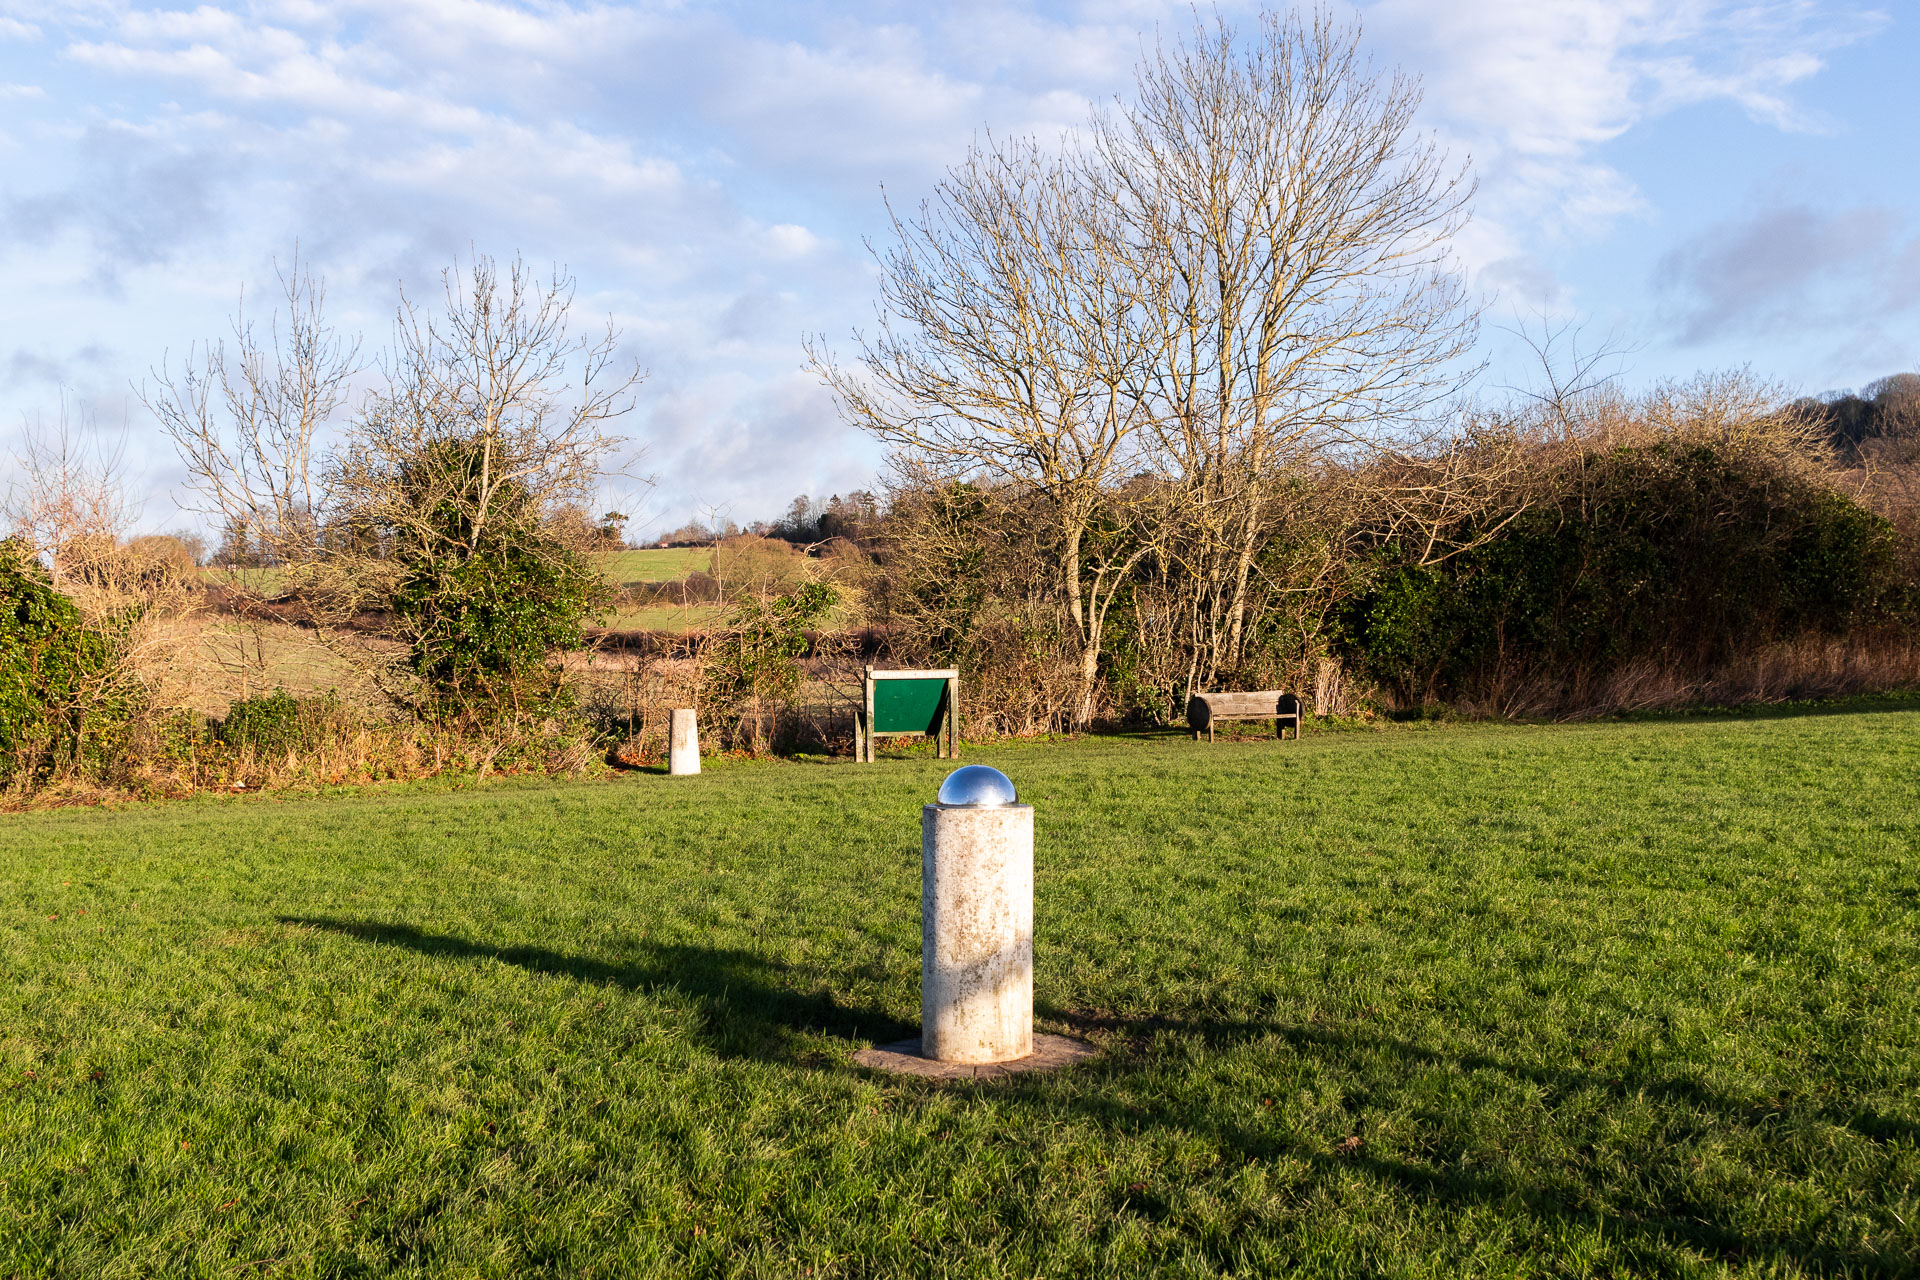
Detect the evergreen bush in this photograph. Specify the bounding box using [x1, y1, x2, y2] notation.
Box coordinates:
[0, 541, 137, 785]
[1337, 442, 1906, 704]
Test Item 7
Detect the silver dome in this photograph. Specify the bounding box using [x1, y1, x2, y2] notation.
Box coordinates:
[937, 765, 1018, 807]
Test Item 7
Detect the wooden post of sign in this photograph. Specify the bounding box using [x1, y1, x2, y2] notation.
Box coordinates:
[933, 679, 948, 759]
[864, 665, 876, 763]
[947, 674, 960, 759]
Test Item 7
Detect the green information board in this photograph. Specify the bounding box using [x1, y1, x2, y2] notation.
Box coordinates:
[873, 677, 947, 733]
[857, 667, 959, 762]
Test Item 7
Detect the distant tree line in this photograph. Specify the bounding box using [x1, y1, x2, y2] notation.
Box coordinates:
[1798, 374, 1920, 464]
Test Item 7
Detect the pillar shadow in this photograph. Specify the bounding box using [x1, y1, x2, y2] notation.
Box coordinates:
[281, 916, 913, 1064]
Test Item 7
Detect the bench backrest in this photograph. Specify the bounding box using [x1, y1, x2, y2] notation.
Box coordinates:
[1195, 691, 1280, 717]
[1187, 690, 1301, 721]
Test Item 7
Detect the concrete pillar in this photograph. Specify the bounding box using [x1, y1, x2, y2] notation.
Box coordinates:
[668, 709, 700, 776]
[921, 770, 1033, 1064]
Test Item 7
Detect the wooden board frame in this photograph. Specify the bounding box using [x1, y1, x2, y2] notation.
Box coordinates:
[855, 666, 959, 762]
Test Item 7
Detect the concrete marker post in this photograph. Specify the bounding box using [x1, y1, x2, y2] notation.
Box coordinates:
[922, 786, 1033, 1063]
[853, 765, 1095, 1079]
[668, 709, 700, 776]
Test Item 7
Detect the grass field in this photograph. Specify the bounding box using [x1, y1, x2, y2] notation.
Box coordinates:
[3, 706, 1917, 1277]
[206, 550, 720, 639]
[208, 548, 709, 596]
[602, 548, 712, 584]
[601, 603, 726, 633]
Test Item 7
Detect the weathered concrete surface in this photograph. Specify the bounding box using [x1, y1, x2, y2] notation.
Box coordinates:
[851, 1033, 1096, 1080]
[921, 802, 1033, 1063]
[668, 709, 700, 776]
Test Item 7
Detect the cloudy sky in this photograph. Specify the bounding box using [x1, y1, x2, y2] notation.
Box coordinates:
[1, 0, 1913, 536]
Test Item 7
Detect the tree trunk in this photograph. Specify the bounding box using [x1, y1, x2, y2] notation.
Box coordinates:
[1061, 519, 1101, 731]
[1223, 486, 1265, 672]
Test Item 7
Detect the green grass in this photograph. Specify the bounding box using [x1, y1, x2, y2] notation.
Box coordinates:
[201, 565, 287, 596]
[207, 549, 705, 595]
[602, 548, 711, 584]
[602, 603, 725, 633]
[3, 709, 1917, 1277]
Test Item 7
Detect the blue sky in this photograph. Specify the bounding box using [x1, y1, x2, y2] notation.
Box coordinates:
[0, 0, 1912, 536]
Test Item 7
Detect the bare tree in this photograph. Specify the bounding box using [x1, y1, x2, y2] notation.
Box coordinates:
[334, 257, 639, 572]
[145, 252, 360, 572]
[811, 137, 1162, 727]
[157, 252, 643, 715]
[1095, 9, 1480, 688]
[818, 7, 1483, 714]
[320, 257, 644, 713]
[4, 396, 139, 592]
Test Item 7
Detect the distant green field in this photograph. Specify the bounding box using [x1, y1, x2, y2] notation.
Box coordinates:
[3, 707, 1917, 1276]
[602, 547, 711, 584]
[205, 549, 708, 600]
[603, 603, 725, 633]
[201, 565, 286, 596]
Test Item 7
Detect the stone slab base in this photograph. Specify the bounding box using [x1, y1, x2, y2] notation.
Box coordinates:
[851, 1033, 1097, 1080]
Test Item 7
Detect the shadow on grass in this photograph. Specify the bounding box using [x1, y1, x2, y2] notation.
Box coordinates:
[280, 917, 1908, 1276]
[282, 916, 913, 1064]
[1609, 688, 1920, 725]
[1050, 1007, 1918, 1147]
[1040, 1008, 1913, 1278]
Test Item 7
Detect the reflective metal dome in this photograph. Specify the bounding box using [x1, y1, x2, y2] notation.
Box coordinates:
[937, 765, 1018, 807]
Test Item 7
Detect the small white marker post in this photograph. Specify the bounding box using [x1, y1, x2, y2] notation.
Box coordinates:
[668, 709, 700, 776]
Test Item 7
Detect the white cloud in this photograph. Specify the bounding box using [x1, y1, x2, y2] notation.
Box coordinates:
[1362, 0, 1884, 301]
[0, 0, 1895, 528]
[760, 224, 821, 260]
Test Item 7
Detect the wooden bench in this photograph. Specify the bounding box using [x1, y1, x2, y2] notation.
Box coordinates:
[1186, 691, 1302, 742]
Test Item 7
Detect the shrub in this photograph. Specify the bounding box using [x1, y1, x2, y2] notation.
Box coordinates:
[385, 437, 613, 722]
[217, 689, 351, 759]
[703, 582, 837, 752]
[393, 536, 609, 720]
[1337, 442, 1906, 705]
[0, 540, 139, 786]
